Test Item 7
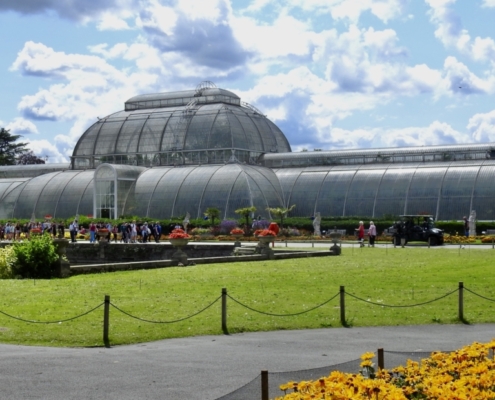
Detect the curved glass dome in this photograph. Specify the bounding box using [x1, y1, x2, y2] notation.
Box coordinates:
[3, 171, 95, 220]
[123, 163, 284, 219]
[72, 85, 291, 170]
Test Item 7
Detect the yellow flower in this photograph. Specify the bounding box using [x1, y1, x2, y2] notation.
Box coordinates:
[360, 352, 375, 361]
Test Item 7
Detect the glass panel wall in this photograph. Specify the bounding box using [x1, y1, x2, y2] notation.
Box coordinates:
[311, 168, 355, 217]
[344, 169, 385, 217]
[287, 172, 327, 216]
[472, 165, 495, 220]
[374, 168, 413, 218]
[94, 120, 126, 155]
[0, 181, 28, 219]
[405, 167, 446, 217]
[437, 166, 478, 220]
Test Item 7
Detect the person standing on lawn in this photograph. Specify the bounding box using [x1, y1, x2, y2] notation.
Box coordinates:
[368, 221, 377, 247]
[356, 221, 365, 247]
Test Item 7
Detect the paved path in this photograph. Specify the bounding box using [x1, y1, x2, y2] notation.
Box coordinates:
[1, 324, 495, 399]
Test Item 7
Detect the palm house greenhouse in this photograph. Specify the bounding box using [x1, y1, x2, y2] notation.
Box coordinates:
[1, 81, 495, 222]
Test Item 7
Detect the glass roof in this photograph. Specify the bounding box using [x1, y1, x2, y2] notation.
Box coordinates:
[261, 143, 495, 167]
[72, 102, 291, 169]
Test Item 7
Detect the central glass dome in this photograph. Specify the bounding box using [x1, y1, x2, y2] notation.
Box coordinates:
[71, 82, 291, 169]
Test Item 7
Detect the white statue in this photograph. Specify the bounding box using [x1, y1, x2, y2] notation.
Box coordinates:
[468, 210, 476, 237]
[313, 212, 321, 236]
[183, 212, 190, 233]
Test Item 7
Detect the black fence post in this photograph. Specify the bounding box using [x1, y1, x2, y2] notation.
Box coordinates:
[222, 288, 228, 334]
[103, 295, 110, 347]
[261, 370, 268, 400]
[377, 348, 384, 370]
[340, 286, 346, 326]
[458, 281, 464, 321]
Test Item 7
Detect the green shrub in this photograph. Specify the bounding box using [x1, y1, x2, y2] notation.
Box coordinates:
[0, 246, 16, 279]
[12, 234, 59, 279]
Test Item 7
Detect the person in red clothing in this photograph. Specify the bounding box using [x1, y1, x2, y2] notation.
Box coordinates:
[356, 221, 365, 247]
[268, 222, 279, 247]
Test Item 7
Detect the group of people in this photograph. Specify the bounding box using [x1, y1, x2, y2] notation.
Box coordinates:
[119, 221, 162, 243]
[0, 220, 65, 241]
[67, 220, 163, 243]
[356, 221, 377, 248]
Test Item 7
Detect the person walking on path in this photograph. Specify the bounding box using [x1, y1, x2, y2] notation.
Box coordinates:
[356, 221, 365, 247]
[368, 221, 377, 247]
[463, 216, 469, 237]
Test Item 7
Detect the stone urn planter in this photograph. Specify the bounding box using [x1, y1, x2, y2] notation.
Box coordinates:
[257, 235, 275, 244]
[169, 238, 190, 247]
[231, 234, 243, 247]
[257, 235, 276, 259]
[98, 230, 110, 242]
[169, 238, 190, 265]
[328, 229, 342, 255]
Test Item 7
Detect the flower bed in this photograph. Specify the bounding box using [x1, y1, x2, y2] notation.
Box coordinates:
[255, 229, 277, 237]
[168, 228, 191, 239]
[230, 228, 244, 235]
[276, 340, 495, 399]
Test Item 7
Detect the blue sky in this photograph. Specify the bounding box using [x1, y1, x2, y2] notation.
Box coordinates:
[1, 0, 495, 162]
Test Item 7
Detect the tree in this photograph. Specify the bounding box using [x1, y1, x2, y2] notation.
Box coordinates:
[204, 207, 221, 227]
[235, 206, 257, 233]
[17, 150, 46, 165]
[0, 128, 28, 165]
[266, 204, 296, 228]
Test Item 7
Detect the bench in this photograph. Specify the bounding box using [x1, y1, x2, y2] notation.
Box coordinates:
[233, 246, 257, 256]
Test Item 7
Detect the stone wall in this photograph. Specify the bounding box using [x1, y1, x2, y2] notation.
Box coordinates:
[65, 243, 236, 265]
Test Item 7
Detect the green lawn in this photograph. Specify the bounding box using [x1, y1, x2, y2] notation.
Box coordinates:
[0, 246, 494, 347]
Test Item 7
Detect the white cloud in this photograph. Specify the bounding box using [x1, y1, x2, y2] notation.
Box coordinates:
[0, 0, 138, 26]
[482, 0, 495, 7]
[11, 41, 121, 79]
[330, 0, 406, 23]
[25, 139, 67, 163]
[5, 118, 39, 135]
[96, 13, 132, 31]
[426, 0, 495, 63]
[467, 109, 495, 142]
[442, 56, 495, 95]
[9, 41, 164, 162]
[137, 0, 248, 71]
[325, 121, 469, 150]
[233, 13, 314, 59]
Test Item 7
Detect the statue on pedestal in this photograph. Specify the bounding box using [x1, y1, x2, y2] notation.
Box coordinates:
[313, 212, 321, 236]
[468, 210, 476, 237]
[183, 212, 190, 233]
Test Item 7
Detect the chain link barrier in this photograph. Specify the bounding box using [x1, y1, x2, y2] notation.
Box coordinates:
[0, 302, 104, 324]
[464, 287, 495, 302]
[0, 285, 494, 331]
[227, 292, 340, 317]
[109, 295, 222, 323]
[345, 288, 459, 308]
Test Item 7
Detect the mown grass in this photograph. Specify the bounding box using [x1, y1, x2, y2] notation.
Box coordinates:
[0, 246, 494, 347]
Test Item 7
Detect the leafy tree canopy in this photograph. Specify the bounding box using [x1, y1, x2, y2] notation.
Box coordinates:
[17, 150, 46, 165]
[0, 128, 44, 165]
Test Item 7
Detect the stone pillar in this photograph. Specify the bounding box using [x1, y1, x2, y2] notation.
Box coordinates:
[52, 238, 71, 278]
